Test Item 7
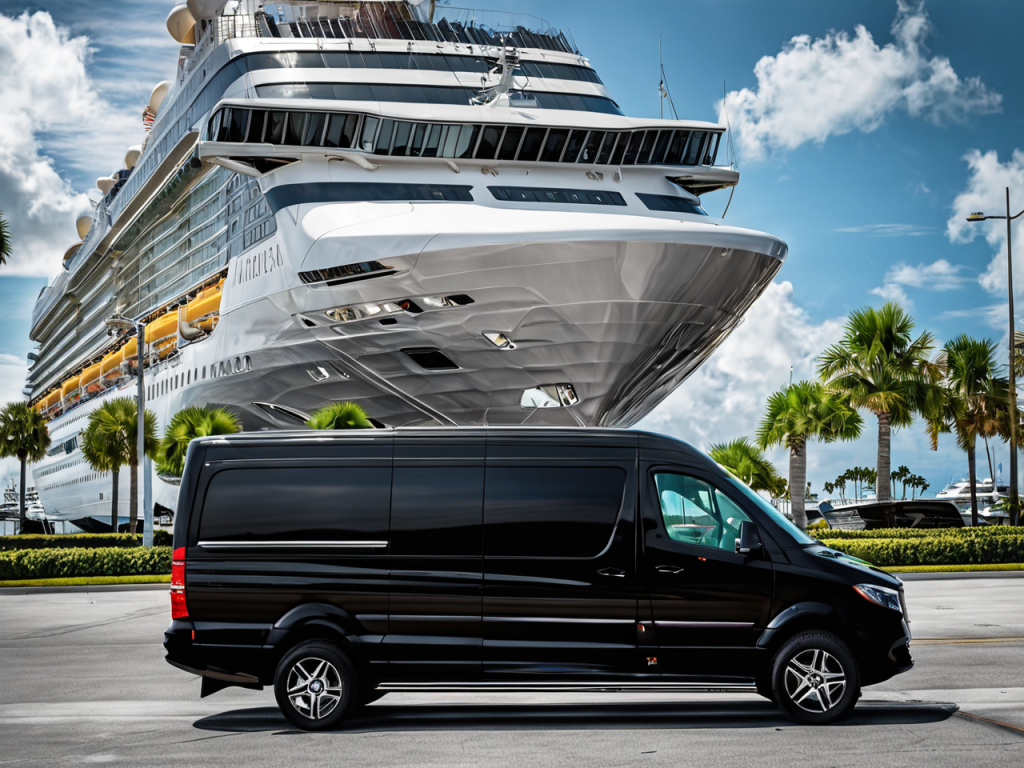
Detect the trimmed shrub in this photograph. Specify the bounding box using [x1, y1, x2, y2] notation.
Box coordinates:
[0, 530, 172, 550]
[816, 527, 1022, 540]
[818, 533, 1024, 567]
[0, 547, 171, 580]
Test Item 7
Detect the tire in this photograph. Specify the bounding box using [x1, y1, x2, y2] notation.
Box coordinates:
[274, 640, 358, 731]
[770, 631, 860, 725]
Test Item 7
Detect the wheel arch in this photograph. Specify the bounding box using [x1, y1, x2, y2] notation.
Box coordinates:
[260, 602, 369, 683]
[758, 602, 863, 665]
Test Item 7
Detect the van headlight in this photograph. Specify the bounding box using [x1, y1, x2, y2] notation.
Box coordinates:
[853, 584, 903, 613]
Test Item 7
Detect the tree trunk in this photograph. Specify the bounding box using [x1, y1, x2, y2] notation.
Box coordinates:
[790, 439, 808, 530]
[110, 468, 119, 533]
[983, 436, 995, 485]
[129, 460, 138, 535]
[967, 440, 979, 527]
[876, 412, 891, 502]
[19, 457, 27, 533]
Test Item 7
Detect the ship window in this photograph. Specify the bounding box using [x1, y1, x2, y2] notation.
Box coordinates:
[421, 124, 443, 157]
[408, 123, 427, 156]
[540, 128, 569, 162]
[377, 52, 400, 69]
[580, 131, 604, 163]
[666, 130, 689, 165]
[454, 124, 480, 159]
[487, 126, 519, 161]
[245, 110, 267, 143]
[202, 366, 206, 379]
[390, 121, 413, 155]
[330, 83, 375, 101]
[609, 134, 627, 165]
[266, 111, 287, 144]
[322, 52, 352, 68]
[475, 125, 502, 160]
[638, 131, 658, 164]
[264, 182, 473, 212]
[622, 131, 645, 165]
[226, 108, 248, 142]
[324, 113, 358, 148]
[517, 127, 547, 161]
[562, 130, 588, 163]
[683, 131, 706, 166]
[301, 112, 327, 146]
[360, 116, 380, 151]
[652, 130, 672, 164]
[704, 133, 721, 165]
[284, 111, 307, 145]
[375, 119, 396, 155]
[596, 133, 617, 164]
[440, 124, 462, 157]
[636, 193, 707, 215]
[489, 187, 626, 206]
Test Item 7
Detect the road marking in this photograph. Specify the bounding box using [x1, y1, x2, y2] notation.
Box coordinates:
[912, 637, 1024, 645]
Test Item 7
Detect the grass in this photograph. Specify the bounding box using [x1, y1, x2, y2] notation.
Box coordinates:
[883, 563, 1024, 574]
[0, 574, 171, 588]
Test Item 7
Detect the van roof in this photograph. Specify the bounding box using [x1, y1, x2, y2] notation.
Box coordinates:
[192, 426, 700, 455]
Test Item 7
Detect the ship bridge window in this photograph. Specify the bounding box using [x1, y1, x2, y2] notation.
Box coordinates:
[253, 82, 623, 114]
[489, 187, 626, 206]
[683, 131, 707, 166]
[264, 182, 473, 213]
[636, 193, 707, 215]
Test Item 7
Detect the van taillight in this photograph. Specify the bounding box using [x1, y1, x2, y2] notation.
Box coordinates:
[171, 547, 188, 620]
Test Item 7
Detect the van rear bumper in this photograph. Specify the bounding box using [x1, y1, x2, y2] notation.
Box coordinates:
[164, 619, 262, 687]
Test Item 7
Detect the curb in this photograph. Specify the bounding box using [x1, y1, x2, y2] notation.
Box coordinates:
[0, 583, 171, 595]
[897, 570, 1024, 581]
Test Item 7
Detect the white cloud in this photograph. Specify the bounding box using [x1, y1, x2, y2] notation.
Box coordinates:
[870, 283, 912, 308]
[637, 280, 846, 478]
[884, 259, 969, 290]
[837, 223, 933, 237]
[718, 1, 1001, 162]
[0, 11, 148, 277]
[946, 148, 1024, 298]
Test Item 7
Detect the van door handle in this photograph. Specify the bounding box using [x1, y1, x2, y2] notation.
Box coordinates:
[597, 567, 626, 578]
[656, 565, 685, 574]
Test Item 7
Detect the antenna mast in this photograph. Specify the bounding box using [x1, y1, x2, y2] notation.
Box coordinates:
[658, 37, 678, 120]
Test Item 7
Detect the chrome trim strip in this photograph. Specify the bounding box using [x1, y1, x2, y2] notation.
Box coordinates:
[378, 682, 758, 693]
[483, 617, 636, 624]
[655, 621, 755, 628]
[197, 540, 388, 550]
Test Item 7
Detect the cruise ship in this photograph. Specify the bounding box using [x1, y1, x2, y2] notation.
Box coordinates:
[25, 0, 788, 531]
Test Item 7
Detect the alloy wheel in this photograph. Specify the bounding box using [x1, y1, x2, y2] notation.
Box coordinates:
[783, 648, 847, 713]
[285, 656, 344, 720]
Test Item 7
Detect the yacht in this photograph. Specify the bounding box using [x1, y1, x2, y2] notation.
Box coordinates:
[25, 0, 787, 531]
[935, 477, 1009, 525]
[0, 482, 48, 535]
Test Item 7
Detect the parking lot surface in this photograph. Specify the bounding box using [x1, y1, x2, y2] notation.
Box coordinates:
[0, 577, 1021, 767]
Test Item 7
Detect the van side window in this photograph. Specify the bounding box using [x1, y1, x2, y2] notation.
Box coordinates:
[654, 473, 752, 552]
[391, 466, 483, 556]
[484, 467, 625, 557]
[199, 467, 391, 542]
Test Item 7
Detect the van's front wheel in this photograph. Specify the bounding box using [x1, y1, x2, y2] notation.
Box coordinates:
[770, 631, 860, 724]
[274, 640, 357, 731]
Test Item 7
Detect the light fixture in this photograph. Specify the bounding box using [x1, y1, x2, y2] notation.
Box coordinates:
[483, 332, 515, 350]
[520, 383, 579, 409]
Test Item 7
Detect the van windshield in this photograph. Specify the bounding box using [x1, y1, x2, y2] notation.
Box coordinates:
[722, 475, 816, 546]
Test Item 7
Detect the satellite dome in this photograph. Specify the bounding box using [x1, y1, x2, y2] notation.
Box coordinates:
[75, 214, 92, 239]
[96, 176, 116, 195]
[149, 81, 170, 115]
[166, 4, 196, 44]
[186, 0, 227, 20]
[63, 242, 83, 263]
[124, 145, 142, 170]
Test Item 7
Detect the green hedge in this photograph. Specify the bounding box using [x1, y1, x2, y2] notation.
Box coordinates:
[0, 547, 172, 581]
[0, 530, 172, 551]
[818, 533, 1024, 566]
[816, 527, 1021, 540]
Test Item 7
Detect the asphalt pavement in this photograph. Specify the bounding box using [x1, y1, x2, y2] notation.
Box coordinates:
[0, 578, 1021, 767]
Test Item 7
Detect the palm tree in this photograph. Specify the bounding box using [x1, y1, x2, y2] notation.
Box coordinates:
[0, 401, 51, 529]
[158, 406, 241, 477]
[926, 335, 1006, 526]
[81, 408, 130, 531]
[80, 398, 158, 534]
[819, 303, 940, 504]
[756, 380, 863, 529]
[891, 465, 911, 500]
[306, 401, 373, 430]
[709, 437, 784, 493]
[0, 211, 11, 267]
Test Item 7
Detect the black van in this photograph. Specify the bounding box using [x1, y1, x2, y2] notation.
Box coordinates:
[164, 428, 912, 729]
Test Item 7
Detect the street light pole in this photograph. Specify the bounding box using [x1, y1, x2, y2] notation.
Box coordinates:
[968, 189, 1024, 526]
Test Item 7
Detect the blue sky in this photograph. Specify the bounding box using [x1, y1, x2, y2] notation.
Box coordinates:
[1, 0, 1022, 496]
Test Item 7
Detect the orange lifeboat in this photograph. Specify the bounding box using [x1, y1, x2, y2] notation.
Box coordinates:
[183, 283, 222, 334]
[60, 374, 82, 406]
[80, 362, 103, 395]
[145, 312, 178, 359]
[101, 347, 124, 384]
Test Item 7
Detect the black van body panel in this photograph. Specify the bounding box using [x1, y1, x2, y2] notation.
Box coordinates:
[165, 428, 913, 694]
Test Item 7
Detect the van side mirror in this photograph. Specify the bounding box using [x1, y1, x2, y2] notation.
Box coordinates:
[735, 521, 763, 556]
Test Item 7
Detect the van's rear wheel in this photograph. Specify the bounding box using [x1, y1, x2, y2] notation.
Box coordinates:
[770, 631, 859, 724]
[274, 640, 357, 731]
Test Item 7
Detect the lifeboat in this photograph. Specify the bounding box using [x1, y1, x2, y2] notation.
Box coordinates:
[180, 282, 222, 337]
[101, 348, 124, 385]
[42, 390, 61, 417]
[60, 374, 82, 406]
[145, 312, 179, 359]
[80, 362, 103, 395]
[121, 336, 139, 371]
[124, 145, 142, 171]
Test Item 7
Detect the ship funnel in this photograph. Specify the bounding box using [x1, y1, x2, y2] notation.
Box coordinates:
[75, 214, 92, 239]
[166, 4, 196, 44]
[149, 81, 170, 115]
[186, 0, 227, 20]
[124, 145, 142, 170]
